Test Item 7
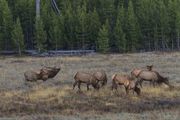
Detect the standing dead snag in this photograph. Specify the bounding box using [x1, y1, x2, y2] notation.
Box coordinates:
[111, 74, 141, 96]
[93, 70, 107, 87]
[73, 72, 100, 91]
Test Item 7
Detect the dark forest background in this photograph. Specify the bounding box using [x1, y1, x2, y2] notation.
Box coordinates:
[0, 0, 180, 54]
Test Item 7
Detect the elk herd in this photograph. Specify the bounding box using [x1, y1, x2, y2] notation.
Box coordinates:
[24, 65, 172, 96]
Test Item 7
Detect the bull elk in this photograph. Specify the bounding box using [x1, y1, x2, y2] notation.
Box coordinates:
[24, 69, 48, 82]
[111, 74, 141, 95]
[73, 72, 100, 91]
[24, 66, 60, 82]
[41, 66, 61, 79]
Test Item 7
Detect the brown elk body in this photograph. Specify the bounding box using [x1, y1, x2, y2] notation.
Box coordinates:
[41, 66, 61, 79]
[73, 72, 100, 91]
[24, 66, 60, 82]
[131, 68, 142, 78]
[93, 70, 107, 87]
[131, 68, 170, 88]
[111, 74, 140, 95]
[24, 70, 46, 82]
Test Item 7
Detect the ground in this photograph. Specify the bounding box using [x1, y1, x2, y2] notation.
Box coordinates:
[0, 52, 179, 120]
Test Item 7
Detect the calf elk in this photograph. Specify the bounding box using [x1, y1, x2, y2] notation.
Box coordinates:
[112, 74, 140, 95]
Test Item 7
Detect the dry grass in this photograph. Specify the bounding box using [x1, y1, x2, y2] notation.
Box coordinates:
[0, 52, 180, 119]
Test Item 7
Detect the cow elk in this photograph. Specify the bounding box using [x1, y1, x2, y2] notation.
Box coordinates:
[73, 72, 100, 91]
[93, 70, 107, 87]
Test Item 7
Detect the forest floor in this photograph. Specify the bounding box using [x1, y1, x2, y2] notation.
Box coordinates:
[0, 52, 179, 120]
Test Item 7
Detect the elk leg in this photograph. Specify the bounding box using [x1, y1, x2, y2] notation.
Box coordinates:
[134, 87, 141, 96]
[114, 85, 119, 96]
[78, 82, 81, 90]
[101, 80, 106, 87]
[149, 81, 153, 86]
[73, 81, 78, 89]
[153, 80, 156, 87]
[133, 88, 135, 95]
[139, 79, 143, 88]
[101, 81, 104, 87]
[112, 80, 117, 91]
[87, 84, 90, 91]
[125, 87, 129, 95]
[96, 81, 102, 87]
[137, 78, 143, 88]
[111, 84, 114, 90]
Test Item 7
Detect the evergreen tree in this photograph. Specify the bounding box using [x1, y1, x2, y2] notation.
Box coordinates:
[11, 18, 25, 56]
[35, 17, 46, 53]
[41, 0, 54, 50]
[114, 0, 124, 8]
[136, 0, 154, 51]
[150, 1, 160, 50]
[159, 0, 170, 50]
[99, 0, 115, 23]
[14, 0, 35, 50]
[126, 0, 141, 52]
[89, 8, 101, 49]
[0, 0, 14, 50]
[153, 24, 159, 51]
[0, 0, 180, 52]
[168, 0, 178, 50]
[97, 20, 110, 53]
[114, 6, 126, 52]
[76, 2, 89, 49]
[50, 13, 64, 50]
[175, 0, 180, 49]
[63, 3, 76, 49]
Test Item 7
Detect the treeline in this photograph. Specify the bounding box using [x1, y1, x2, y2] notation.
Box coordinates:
[0, 0, 180, 54]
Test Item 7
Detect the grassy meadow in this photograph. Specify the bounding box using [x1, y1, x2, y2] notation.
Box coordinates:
[0, 52, 179, 119]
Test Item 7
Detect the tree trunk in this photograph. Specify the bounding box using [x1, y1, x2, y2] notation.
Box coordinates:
[164, 40, 169, 50]
[177, 32, 180, 50]
[148, 36, 151, 51]
[171, 38, 174, 50]
[154, 40, 156, 51]
[161, 30, 165, 51]
[18, 46, 22, 56]
[55, 39, 58, 51]
[36, 0, 40, 18]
